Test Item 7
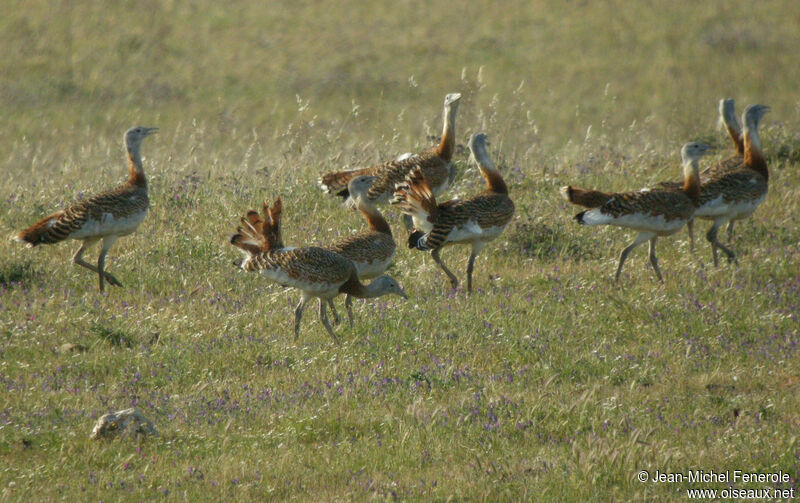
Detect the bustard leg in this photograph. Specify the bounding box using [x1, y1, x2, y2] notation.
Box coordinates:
[466, 241, 486, 294]
[327, 299, 341, 325]
[96, 236, 120, 292]
[319, 299, 339, 344]
[706, 221, 737, 267]
[73, 238, 123, 291]
[294, 295, 309, 341]
[648, 237, 664, 283]
[73, 238, 100, 276]
[726, 221, 735, 242]
[431, 248, 459, 289]
[615, 232, 653, 282]
[686, 219, 695, 253]
[345, 294, 354, 328]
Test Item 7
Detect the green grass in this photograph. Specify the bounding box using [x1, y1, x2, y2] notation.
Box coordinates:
[2, 1, 800, 501]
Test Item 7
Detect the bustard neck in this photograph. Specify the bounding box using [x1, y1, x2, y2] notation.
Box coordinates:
[743, 121, 768, 180]
[437, 103, 458, 161]
[127, 142, 147, 187]
[471, 141, 508, 194]
[359, 205, 392, 236]
[682, 158, 701, 205]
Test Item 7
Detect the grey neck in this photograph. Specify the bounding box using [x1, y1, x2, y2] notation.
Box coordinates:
[127, 142, 143, 171]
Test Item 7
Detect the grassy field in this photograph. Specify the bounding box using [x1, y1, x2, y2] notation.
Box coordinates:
[2, 0, 800, 500]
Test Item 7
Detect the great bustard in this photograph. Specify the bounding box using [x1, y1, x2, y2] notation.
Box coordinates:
[319, 93, 461, 227]
[560, 99, 746, 250]
[660, 98, 746, 248]
[326, 176, 397, 326]
[391, 133, 515, 293]
[13, 126, 158, 292]
[571, 142, 712, 282]
[230, 198, 407, 343]
[690, 104, 770, 267]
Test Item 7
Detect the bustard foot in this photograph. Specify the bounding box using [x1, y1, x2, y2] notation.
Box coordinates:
[104, 273, 123, 287]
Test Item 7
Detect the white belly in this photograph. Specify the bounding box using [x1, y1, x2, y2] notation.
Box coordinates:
[695, 194, 765, 221]
[589, 211, 687, 236]
[353, 252, 395, 280]
[257, 267, 341, 299]
[446, 220, 508, 244]
[71, 210, 147, 239]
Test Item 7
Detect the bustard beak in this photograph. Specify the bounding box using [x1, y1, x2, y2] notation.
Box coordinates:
[144, 127, 159, 136]
[398, 289, 408, 300]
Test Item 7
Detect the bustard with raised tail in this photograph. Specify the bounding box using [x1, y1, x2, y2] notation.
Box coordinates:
[230, 198, 407, 343]
[392, 133, 514, 293]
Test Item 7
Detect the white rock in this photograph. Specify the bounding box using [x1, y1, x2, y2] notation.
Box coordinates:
[90, 408, 157, 440]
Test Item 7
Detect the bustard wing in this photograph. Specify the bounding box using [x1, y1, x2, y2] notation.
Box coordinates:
[15, 183, 148, 245]
[243, 247, 354, 288]
[699, 168, 767, 206]
[366, 149, 446, 202]
[419, 193, 514, 250]
[327, 230, 396, 265]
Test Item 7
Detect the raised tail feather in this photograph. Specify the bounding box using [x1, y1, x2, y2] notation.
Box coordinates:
[391, 167, 438, 222]
[230, 198, 283, 256]
[559, 186, 613, 208]
[264, 198, 283, 249]
[13, 211, 67, 246]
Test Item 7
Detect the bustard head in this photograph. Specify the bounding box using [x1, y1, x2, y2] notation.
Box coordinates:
[347, 176, 377, 201]
[368, 275, 408, 299]
[469, 132, 488, 149]
[344, 175, 377, 210]
[444, 93, 462, 109]
[125, 126, 158, 149]
[742, 104, 769, 130]
[468, 132, 493, 166]
[680, 141, 713, 163]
